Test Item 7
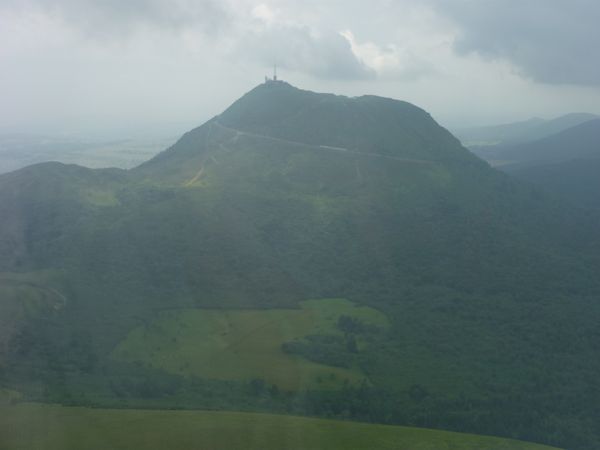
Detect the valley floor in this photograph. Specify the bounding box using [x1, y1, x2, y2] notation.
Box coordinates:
[0, 403, 561, 450]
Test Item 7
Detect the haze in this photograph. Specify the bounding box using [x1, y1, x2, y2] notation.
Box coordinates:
[2, 0, 600, 137]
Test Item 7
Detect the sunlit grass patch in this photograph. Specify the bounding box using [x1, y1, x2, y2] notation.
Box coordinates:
[112, 299, 387, 390]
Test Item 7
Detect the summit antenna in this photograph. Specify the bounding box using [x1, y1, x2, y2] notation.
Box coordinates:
[273, 63, 278, 81]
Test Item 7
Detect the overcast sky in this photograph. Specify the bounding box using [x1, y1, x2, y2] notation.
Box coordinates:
[1, 0, 600, 137]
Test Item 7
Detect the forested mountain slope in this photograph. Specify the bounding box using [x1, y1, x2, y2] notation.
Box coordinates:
[1, 81, 599, 449]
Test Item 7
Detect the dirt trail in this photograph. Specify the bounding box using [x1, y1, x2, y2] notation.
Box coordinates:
[185, 166, 205, 186]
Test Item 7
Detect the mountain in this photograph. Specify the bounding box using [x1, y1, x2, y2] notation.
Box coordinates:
[453, 117, 545, 146]
[1, 81, 599, 450]
[454, 113, 598, 147]
[140, 81, 477, 183]
[494, 119, 600, 209]
[490, 118, 600, 165]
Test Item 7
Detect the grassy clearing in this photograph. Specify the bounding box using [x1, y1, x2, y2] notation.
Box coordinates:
[112, 299, 388, 390]
[82, 188, 120, 206]
[0, 403, 562, 450]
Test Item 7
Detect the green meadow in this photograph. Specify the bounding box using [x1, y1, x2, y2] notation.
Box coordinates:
[112, 299, 388, 390]
[0, 403, 562, 450]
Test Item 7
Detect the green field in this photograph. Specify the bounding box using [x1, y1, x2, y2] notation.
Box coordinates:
[0, 404, 561, 450]
[112, 299, 388, 390]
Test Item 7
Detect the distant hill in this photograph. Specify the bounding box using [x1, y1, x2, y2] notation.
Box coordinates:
[495, 119, 600, 209]
[454, 113, 597, 148]
[454, 117, 545, 146]
[1, 81, 599, 450]
[487, 118, 600, 165]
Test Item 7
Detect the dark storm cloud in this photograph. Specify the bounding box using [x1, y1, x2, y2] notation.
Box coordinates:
[435, 0, 600, 85]
[242, 26, 375, 81]
[0, 0, 229, 37]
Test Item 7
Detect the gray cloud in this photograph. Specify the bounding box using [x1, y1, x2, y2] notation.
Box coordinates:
[240, 25, 376, 81]
[0, 0, 229, 37]
[1, 0, 372, 81]
[3, 0, 600, 135]
[434, 0, 600, 85]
